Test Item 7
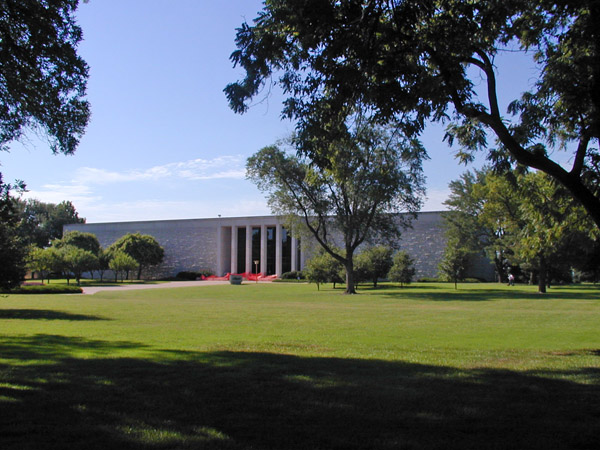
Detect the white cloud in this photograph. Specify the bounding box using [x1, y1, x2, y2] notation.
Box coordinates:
[73, 155, 246, 185]
[21, 184, 101, 209]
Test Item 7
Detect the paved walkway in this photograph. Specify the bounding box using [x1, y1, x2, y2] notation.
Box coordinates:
[81, 280, 232, 295]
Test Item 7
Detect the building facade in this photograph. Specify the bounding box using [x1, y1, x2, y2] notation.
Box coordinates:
[64, 212, 495, 280]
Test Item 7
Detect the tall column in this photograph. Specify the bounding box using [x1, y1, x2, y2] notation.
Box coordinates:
[260, 224, 267, 274]
[245, 224, 252, 274]
[275, 224, 283, 277]
[216, 226, 223, 276]
[300, 239, 307, 270]
[230, 226, 237, 274]
[291, 235, 298, 272]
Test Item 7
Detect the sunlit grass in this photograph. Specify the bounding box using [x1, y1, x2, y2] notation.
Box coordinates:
[1, 282, 598, 449]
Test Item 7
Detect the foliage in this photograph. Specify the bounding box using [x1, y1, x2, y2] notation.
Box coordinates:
[27, 246, 53, 283]
[42, 246, 67, 282]
[0, 176, 26, 290]
[227, 0, 600, 228]
[95, 248, 111, 282]
[0, 0, 90, 155]
[280, 270, 305, 280]
[108, 250, 138, 283]
[174, 270, 216, 281]
[108, 233, 164, 280]
[388, 251, 416, 287]
[438, 239, 474, 290]
[247, 122, 425, 294]
[444, 168, 597, 292]
[10, 284, 82, 294]
[175, 271, 201, 281]
[15, 198, 85, 247]
[354, 246, 393, 288]
[304, 250, 344, 290]
[60, 245, 98, 285]
[54, 230, 100, 255]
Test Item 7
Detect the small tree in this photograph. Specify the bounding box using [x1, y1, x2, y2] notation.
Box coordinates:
[304, 251, 344, 291]
[27, 246, 52, 283]
[96, 248, 111, 282]
[388, 251, 416, 287]
[354, 246, 393, 289]
[109, 251, 139, 283]
[61, 246, 98, 285]
[44, 247, 67, 284]
[108, 233, 164, 280]
[439, 240, 472, 290]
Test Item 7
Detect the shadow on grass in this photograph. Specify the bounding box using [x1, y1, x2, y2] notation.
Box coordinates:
[367, 284, 600, 302]
[0, 310, 109, 321]
[1, 335, 599, 450]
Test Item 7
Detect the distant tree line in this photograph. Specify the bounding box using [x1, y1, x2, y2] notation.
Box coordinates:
[0, 187, 165, 289]
[0, 184, 85, 290]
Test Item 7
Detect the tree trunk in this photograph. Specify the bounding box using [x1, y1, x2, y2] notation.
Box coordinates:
[344, 259, 356, 294]
[137, 265, 143, 280]
[494, 255, 504, 283]
[538, 255, 547, 294]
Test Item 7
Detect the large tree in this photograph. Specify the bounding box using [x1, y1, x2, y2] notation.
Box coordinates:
[0, 175, 25, 289]
[226, 0, 600, 228]
[0, 0, 90, 155]
[247, 122, 425, 294]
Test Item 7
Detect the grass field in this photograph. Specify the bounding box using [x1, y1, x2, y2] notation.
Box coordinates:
[1, 282, 598, 449]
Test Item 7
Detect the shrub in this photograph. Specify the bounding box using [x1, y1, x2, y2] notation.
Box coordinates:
[280, 271, 305, 280]
[176, 271, 200, 280]
[8, 284, 83, 294]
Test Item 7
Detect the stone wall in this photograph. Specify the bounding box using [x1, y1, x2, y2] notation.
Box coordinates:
[396, 212, 448, 279]
[65, 218, 220, 279]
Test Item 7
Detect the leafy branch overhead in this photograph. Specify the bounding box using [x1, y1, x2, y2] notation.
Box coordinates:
[0, 0, 90, 154]
[226, 0, 600, 227]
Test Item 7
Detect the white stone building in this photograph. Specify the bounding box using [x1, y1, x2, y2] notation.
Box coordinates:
[64, 212, 495, 280]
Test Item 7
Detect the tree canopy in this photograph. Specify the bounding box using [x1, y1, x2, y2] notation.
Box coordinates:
[388, 250, 416, 287]
[226, 0, 600, 228]
[54, 230, 100, 255]
[108, 233, 164, 280]
[15, 198, 85, 247]
[0, 175, 25, 289]
[0, 0, 90, 155]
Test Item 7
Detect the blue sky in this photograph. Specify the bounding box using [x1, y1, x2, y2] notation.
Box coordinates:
[2, 0, 540, 223]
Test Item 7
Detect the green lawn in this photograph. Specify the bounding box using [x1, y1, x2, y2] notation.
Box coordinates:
[1, 282, 598, 449]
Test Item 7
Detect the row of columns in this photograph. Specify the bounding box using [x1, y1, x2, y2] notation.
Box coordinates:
[221, 224, 299, 277]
